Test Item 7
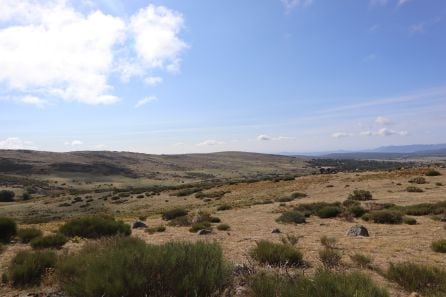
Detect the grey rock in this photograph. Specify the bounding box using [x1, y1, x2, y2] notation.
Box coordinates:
[347, 225, 369, 237]
[197, 229, 212, 235]
[271, 228, 281, 234]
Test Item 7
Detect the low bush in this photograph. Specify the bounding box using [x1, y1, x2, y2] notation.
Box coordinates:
[291, 192, 307, 199]
[348, 190, 372, 201]
[17, 228, 43, 243]
[57, 237, 231, 297]
[402, 201, 446, 216]
[276, 196, 295, 203]
[209, 216, 221, 223]
[403, 216, 417, 225]
[249, 270, 389, 297]
[367, 210, 403, 224]
[294, 202, 341, 217]
[320, 236, 337, 249]
[406, 186, 423, 193]
[162, 208, 188, 220]
[250, 240, 303, 267]
[349, 205, 367, 217]
[350, 253, 373, 268]
[8, 250, 57, 287]
[0, 190, 15, 202]
[195, 191, 228, 199]
[0, 217, 17, 243]
[431, 239, 446, 253]
[59, 215, 131, 239]
[189, 222, 211, 233]
[436, 182, 443, 186]
[31, 234, 67, 249]
[217, 223, 230, 231]
[319, 248, 342, 269]
[317, 206, 341, 218]
[426, 169, 441, 176]
[167, 215, 191, 226]
[276, 211, 306, 224]
[217, 204, 232, 211]
[146, 225, 166, 234]
[386, 262, 446, 296]
[409, 177, 427, 184]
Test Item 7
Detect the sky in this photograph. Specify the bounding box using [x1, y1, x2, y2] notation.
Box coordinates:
[0, 0, 445, 154]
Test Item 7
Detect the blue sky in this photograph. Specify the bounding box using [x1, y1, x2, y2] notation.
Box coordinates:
[0, 0, 445, 154]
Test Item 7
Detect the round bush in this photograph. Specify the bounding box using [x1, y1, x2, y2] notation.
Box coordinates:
[426, 169, 441, 176]
[8, 250, 57, 287]
[348, 190, 372, 201]
[31, 234, 67, 249]
[0, 217, 17, 243]
[432, 240, 446, 253]
[349, 205, 367, 218]
[316, 206, 341, 218]
[403, 216, 417, 225]
[368, 211, 402, 224]
[217, 223, 230, 231]
[250, 240, 303, 267]
[276, 211, 306, 224]
[162, 208, 188, 220]
[17, 228, 43, 243]
[59, 216, 131, 239]
[0, 190, 15, 202]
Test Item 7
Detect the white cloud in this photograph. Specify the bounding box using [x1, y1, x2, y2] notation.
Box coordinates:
[20, 95, 48, 108]
[281, 0, 313, 13]
[331, 132, 352, 138]
[196, 140, 225, 146]
[64, 140, 83, 146]
[398, 0, 411, 6]
[135, 96, 157, 108]
[257, 134, 272, 141]
[375, 116, 393, 125]
[359, 131, 374, 136]
[360, 128, 408, 136]
[0, 137, 36, 149]
[0, 1, 187, 105]
[144, 76, 163, 86]
[257, 134, 295, 141]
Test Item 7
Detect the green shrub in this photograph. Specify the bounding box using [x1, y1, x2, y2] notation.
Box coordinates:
[17, 228, 43, 243]
[402, 201, 446, 216]
[426, 169, 441, 176]
[349, 205, 367, 217]
[209, 216, 221, 223]
[57, 237, 231, 297]
[168, 215, 191, 226]
[348, 190, 372, 201]
[31, 233, 67, 249]
[350, 253, 373, 268]
[162, 208, 188, 220]
[409, 177, 427, 184]
[250, 240, 303, 267]
[316, 206, 341, 218]
[276, 211, 306, 224]
[403, 216, 417, 225]
[406, 186, 423, 193]
[146, 225, 166, 234]
[217, 204, 232, 211]
[386, 262, 446, 296]
[276, 196, 295, 203]
[320, 236, 337, 249]
[0, 217, 17, 243]
[367, 210, 403, 224]
[217, 223, 230, 231]
[319, 248, 342, 269]
[8, 250, 56, 287]
[249, 270, 389, 297]
[59, 215, 131, 239]
[291, 192, 307, 199]
[294, 202, 341, 216]
[0, 190, 15, 202]
[431, 239, 446, 253]
[189, 222, 211, 233]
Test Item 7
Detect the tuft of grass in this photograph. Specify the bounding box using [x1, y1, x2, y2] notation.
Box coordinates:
[0, 217, 17, 243]
[386, 262, 446, 296]
[30, 234, 67, 249]
[348, 190, 373, 201]
[409, 177, 427, 184]
[217, 204, 232, 211]
[276, 211, 306, 224]
[316, 206, 341, 218]
[57, 237, 232, 297]
[17, 228, 43, 244]
[406, 186, 424, 193]
[59, 215, 131, 239]
[426, 169, 441, 176]
[350, 253, 373, 269]
[162, 208, 188, 220]
[403, 216, 417, 225]
[249, 270, 389, 297]
[431, 239, 446, 253]
[8, 250, 57, 287]
[320, 236, 337, 249]
[146, 225, 166, 234]
[319, 248, 342, 269]
[189, 222, 211, 233]
[167, 215, 190, 226]
[367, 210, 403, 224]
[250, 240, 303, 267]
[217, 223, 230, 231]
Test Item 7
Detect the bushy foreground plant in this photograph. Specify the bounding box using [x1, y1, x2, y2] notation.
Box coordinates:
[316, 206, 341, 218]
[59, 215, 130, 238]
[426, 169, 441, 176]
[431, 239, 446, 253]
[350, 253, 373, 268]
[162, 208, 188, 220]
[348, 190, 373, 201]
[31, 234, 67, 249]
[250, 240, 303, 267]
[8, 250, 57, 287]
[365, 210, 402, 224]
[386, 262, 446, 296]
[0, 217, 17, 243]
[276, 211, 306, 224]
[56, 237, 231, 297]
[17, 228, 43, 243]
[249, 270, 389, 297]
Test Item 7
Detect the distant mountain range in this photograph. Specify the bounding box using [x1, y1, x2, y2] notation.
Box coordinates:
[282, 143, 446, 160]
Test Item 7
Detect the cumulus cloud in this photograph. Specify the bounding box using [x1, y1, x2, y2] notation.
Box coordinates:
[0, 137, 36, 149]
[281, 0, 313, 13]
[257, 134, 272, 141]
[21, 95, 48, 108]
[375, 116, 393, 125]
[331, 132, 352, 138]
[0, 1, 187, 105]
[135, 96, 157, 108]
[196, 140, 225, 146]
[144, 76, 163, 86]
[64, 140, 83, 146]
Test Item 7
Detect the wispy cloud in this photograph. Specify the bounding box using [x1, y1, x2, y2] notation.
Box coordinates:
[135, 96, 157, 108]
[196, 140, 225, 146]
[281, 0, 313, 14]
[409, 17, 441, 34]
[257, 134, 296, 141]
[64, 140, 83, 146]
[144, 76, 163, 86]
[0, 137, 36, 150]
[20, 95, 48, 108]
[360, 128, 408, 136]
[331, 132, 352, 139]
[375, 116, 393, 126]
